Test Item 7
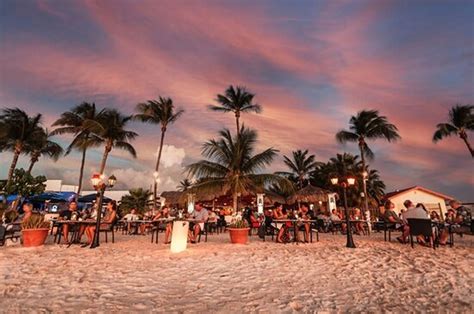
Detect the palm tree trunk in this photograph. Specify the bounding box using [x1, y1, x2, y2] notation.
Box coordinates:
[460, 133, 474, 157]
[27, 159, 36, 174]
[77, 147, 87, 194]
[99, 141, 112, 175]
[232, 192, 238, 213]
[6, 142, 22, 187]
[358, 143, 369, 214]
[235, 111, 240, 136]
[153, 129, 167, 209]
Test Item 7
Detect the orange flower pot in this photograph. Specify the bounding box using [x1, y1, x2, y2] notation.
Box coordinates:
[228, 228, 250, 244]
[22, 228, 49, 247]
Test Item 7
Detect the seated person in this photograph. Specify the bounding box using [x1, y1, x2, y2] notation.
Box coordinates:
[440, 200, 472, 245]
[58, 201, 80, 243]
[84, 201, 117, 246]
[430, 211, 440, 222]
[217, 209, 226, 228]
[401, 200, 430, 244]
[351, 208, 364, 235]
[123, 208, 140, 234]
[157, 206, 173, 244]
[273, 203, 287, 243]
[188, 203, 208, 243]
[297, 203, 311, 242]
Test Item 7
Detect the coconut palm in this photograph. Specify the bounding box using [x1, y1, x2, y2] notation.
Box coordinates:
[134, 97, 184, 208]
[87, 109, 138, 175]
[276, 149, 320, 189]
[51, 102, 103, 194]
[177, 179, 192, 192]
[186, 126, 291, 212]
[0, 108, 43, 187]
[208, 85, 261, 136]
[336, 110, 400, 211]
[119, 188, 153, 214]
[433, 104, 474, 157]
[365, 169, 386, 206]
[25, 128, 64, 174]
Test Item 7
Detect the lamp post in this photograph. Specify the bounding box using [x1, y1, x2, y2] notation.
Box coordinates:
[90, 173, 116, 249]
[153, 171, 159, 210]
[330, 175, 356, 248]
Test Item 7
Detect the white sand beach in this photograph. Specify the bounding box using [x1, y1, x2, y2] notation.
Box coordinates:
[1, 232, 473, 313]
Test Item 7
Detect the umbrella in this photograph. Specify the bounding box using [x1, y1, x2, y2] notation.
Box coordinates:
[289, 184, 329, 204]
[29, 192, 70, 203]
[78, 193, 112, 203]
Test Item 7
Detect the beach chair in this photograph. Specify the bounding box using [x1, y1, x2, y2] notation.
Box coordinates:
[407, 218, 435, 250]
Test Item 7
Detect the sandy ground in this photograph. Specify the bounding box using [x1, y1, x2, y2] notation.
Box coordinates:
[1, 230, 473, 313]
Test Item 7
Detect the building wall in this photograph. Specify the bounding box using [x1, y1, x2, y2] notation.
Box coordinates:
[389, 190, 447, 217]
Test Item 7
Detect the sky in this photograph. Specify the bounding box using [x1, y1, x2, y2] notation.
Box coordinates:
[0, 0, 473, 200]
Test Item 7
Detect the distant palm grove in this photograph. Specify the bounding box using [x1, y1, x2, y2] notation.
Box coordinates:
[1, 84, 473, 211]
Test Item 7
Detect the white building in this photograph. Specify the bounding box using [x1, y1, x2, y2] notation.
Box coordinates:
[45, 179, 129, 201]
[383, 186, 454, 218]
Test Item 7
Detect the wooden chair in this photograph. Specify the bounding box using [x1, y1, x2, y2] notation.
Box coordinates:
[100, 222, 115, 243]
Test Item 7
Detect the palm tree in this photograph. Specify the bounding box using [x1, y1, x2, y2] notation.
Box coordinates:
[0, 108, 43, 187]
[51, 102, 103, 194]
[134, 97, 184, 208]
[365, 169, 386, 207]
[336, 110, 400, 211]
[276, 149, 320, 189]
[433, 104, 474, 157]
[208, 85, 262, 136]
[25, 128, 64, 174]
[186, 126, 291, 212]
[88, 109, 138, 175]
[119, 188, 153, 214]
[177, 179, 192, 192]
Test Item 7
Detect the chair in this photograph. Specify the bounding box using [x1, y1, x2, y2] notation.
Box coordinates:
[0, 223, 21, 246]
[260, 223, 276, 242]
[197, 222, 209, 243]
[407, 218, 435, 250]
[376, 221, 398, 242]
[100, 222, 115, 243]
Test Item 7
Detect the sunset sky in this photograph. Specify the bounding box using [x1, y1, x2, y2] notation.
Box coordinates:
[0, 0, 473, 200]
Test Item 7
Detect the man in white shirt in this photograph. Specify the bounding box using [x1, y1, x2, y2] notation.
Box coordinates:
[400, 200, 430, 244]
[189, 203, 208, 243]
[123, 209, 140, 234]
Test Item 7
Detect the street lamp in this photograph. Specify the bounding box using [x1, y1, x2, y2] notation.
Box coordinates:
[330, 175, 356, 248]
[90, 173, 116, 249]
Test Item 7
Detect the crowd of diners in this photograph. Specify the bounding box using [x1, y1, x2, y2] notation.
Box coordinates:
[1, 197, 471, 247]
[382, 199, 472, 246]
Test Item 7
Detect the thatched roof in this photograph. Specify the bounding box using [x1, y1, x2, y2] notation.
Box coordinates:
[289, 184, 330, 204]
[160, 191, 185, 205]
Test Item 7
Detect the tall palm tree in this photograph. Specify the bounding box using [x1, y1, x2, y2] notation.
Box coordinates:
[208, 85, 262, 136]
[433, 104, 474, 157]
[51, 102, 103, 194]
[0, 108, 43, 187]
[336, 110, 400, 211]
[276, 149, 320, 189]
[88, 109, 138, 175]
[134, 97, 184, 208]
[177, 179, 192, 192]
[186, 126, 291, 212]
[25, 128, 64, 174]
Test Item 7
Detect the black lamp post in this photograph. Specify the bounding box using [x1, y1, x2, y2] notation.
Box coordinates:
[90, 173, 116, 249]
[330, 175, 356, 248]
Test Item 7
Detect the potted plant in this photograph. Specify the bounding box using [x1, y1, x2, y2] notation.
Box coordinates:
[21, 214, 50, 247]
[228, 218, 250, 244]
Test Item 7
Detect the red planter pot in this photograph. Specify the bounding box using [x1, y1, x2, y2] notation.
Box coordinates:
[228, 228, 250, 244]
[22, 228, 49, 247]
